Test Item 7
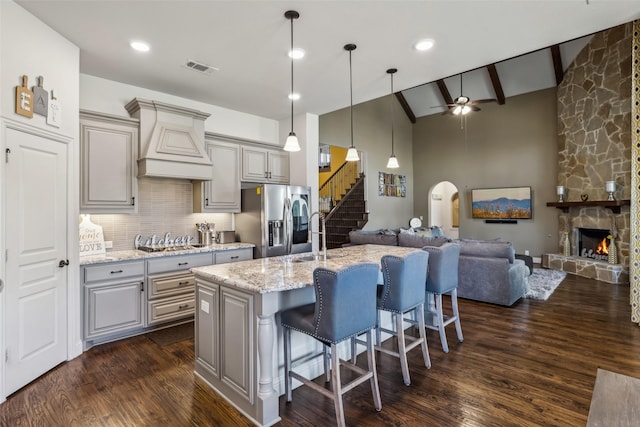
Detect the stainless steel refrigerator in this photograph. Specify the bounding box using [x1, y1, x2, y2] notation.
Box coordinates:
[235, 184, 312, 258]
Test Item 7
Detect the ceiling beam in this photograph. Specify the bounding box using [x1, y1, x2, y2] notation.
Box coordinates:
[435, 79, 454, 106]
[486, 64, 506, 105]
[550, 44, 564, 85]
[395, 92, 416, 124]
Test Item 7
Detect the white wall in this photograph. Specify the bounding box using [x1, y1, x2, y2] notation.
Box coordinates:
[0, 0, 80, 400]
[81, 74, 280, 145]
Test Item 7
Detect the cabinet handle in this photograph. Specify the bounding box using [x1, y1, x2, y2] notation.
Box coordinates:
[230, 256, 239, 260]
[110, 269, 123, 274]
[178, 262, 189, 266]
[58, 259, 69, 268]
[178, 280, 190, 286]
[140, 281, 144, 292]
[178, 304, 189, 310]
[269, 172, 272, 179]
[131, 197, 135, 206]
[205, 198, 209, 206]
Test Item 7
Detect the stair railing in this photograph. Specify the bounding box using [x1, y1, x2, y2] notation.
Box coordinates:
[325, 174, 366, 222]
[319, 160, 359, 212]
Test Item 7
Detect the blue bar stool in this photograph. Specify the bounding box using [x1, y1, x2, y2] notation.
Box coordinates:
[375, 251, 431, 386]
[422, 243, 463, 353]
[281, 263, 382, 427]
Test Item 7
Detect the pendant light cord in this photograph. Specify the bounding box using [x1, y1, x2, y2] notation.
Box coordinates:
[390, 72, 395, 156]
[290, 15, 294, 133]
[349, 49, 354, 149]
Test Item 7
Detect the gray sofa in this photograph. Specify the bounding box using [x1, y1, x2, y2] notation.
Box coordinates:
[347, 229, 528, 306]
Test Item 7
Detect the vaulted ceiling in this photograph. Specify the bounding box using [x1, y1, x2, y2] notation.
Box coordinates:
[16, 1, 640, 122]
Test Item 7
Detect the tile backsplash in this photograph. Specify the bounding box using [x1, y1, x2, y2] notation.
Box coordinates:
[88, 177, 233, 251]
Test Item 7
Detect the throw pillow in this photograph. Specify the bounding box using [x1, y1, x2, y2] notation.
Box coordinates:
[398, 232, 450, 248]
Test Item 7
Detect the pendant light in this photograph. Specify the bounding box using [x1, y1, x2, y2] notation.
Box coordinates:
[283, 10, 301, 152]
[386, 68, 399, 169]
[344, 44, 359, 162]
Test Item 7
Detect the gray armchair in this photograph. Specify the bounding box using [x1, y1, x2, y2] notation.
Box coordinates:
[456, 240, 528, 306]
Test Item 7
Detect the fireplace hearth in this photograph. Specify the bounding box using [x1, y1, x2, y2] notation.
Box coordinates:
[578, 228, 611, 261]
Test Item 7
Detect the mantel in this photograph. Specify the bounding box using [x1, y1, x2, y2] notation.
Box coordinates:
[546, 200, 630, 214]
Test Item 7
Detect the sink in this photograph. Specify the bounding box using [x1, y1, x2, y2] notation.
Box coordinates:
[292, 254, 341, 263]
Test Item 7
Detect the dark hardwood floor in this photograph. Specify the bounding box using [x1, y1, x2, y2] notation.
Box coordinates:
[2, 272, 640, 426]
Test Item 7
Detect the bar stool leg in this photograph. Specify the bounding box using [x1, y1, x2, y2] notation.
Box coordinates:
[435, 294, 449, 353]
[366, 329, 382, 411]
[284, 327, 293, 402]
[330, 343, 346, 427]
[396, 312, 410, 386]
[416, 303, 431, 369]
[451, 289, 464, 343]
[324, 344, 331, 382]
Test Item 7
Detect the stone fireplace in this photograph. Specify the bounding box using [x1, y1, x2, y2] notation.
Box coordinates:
[543, 23, 631, 285]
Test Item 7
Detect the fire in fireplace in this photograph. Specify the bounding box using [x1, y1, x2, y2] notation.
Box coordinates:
[578, 228, 611, 261]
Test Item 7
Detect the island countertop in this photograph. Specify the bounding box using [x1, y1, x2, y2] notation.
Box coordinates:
[190, 244, 422, 293]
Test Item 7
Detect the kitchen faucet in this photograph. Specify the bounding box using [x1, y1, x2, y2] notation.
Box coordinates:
[309, 211, 327, 261]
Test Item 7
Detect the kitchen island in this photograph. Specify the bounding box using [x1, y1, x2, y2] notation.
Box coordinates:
[191, 244, 422, 427]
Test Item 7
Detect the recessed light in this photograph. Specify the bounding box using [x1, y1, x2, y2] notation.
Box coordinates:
[130, 40, 150, 52]
[414, 39, 434, 51]
[289, 48, 305, 59]
[288, 93, 300, 101]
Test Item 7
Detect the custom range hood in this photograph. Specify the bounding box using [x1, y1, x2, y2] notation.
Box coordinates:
[125, 98, 212, 180]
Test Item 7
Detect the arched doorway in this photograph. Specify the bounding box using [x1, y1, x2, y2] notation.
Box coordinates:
[429, 181, 459, 239]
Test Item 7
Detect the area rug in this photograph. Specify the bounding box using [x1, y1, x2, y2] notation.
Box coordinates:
[147, 322, 194, 346]
[524, 268, 567, 300]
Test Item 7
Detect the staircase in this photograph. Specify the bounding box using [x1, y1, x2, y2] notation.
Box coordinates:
[322, 174, 368, 249]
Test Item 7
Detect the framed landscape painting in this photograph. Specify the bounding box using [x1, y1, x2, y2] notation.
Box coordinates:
[471, 186, 532, 219]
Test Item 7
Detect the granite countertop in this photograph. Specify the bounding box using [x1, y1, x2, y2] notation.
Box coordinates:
[79, 242, 255, 266]
[191, 244, 422, 294]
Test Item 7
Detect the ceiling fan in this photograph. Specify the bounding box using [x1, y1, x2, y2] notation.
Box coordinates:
[435, 73, 497, 116]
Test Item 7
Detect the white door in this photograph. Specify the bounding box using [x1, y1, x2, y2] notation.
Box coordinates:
[4, 126, 68, 395]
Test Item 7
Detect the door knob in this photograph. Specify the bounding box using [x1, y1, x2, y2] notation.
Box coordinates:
[58, 259, 69, 268]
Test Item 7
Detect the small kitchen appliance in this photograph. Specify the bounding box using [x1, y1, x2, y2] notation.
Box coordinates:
[216, 231, 236, 244]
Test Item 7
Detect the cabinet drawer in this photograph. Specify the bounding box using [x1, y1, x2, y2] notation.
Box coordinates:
[84, 260, 144, 284]
[215, 248, 252, 264]
[148, 273, 195, 300]
[147, 253, 213, 275]
[147, 294, 195, 326]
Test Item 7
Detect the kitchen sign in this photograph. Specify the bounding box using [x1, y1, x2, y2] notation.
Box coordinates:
[79, 214, 106, 257]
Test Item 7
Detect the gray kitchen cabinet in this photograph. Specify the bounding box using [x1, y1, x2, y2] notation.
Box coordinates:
[241, 145, 289, 183]
[80, 110, 139, 213]
[196, 280, 254, 405]
[146, 252, 213, 326]
[214, 248, 252, 264]
[193, 137, 241, 213]
[82, 260, 145, 344]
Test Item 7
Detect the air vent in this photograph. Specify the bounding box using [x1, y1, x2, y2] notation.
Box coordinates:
[183, 60, 218, 75]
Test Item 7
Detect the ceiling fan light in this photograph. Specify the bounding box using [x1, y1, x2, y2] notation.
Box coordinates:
[288, 48, 305, 59]
[461, 105, 472, 115]
[386, 155, 399, 169]
[284, 132, 301, 152]
[346, 147, 360, 162]
[452, 105, 462, 115]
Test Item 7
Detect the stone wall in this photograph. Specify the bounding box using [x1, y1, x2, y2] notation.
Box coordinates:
[557, 23, 632, 268]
